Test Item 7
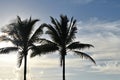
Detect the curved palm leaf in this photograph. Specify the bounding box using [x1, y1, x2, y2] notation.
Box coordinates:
[30, 43, 59, 57]
[30, 38, 55, 44]
[0, 35, 24, 47]
[17, 51, 24, 68]
[25, 18, 39, 39]
[74, 51, 96, 64]
[45, 24, 62, 45]
[50, 16, 62, 36]
[66, 23, 77, 44]
[0, 35, 11, 42]
[0, 47, 18, 54]
[2, 24, 22, 41]
[29, 24, 44, 43]
[67, 42, 94, 50]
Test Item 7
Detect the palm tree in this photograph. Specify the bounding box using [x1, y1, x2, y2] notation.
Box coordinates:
[31, 15, 96, 80]
[0, 16, 44, 80]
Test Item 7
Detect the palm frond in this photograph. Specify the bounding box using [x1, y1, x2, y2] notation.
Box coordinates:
[60, 55, 63, 67]
[29, 38, 54, 45]
[0, 35, 23, 47]
[0, 47, 18, 54]
[66, 26, 77, 44]
[60, 15, 69, 31]
[19, 18, 39, 41]
[29, 24, 44, 43]
[17, 16, 22, 23]
[17, 51, 24, 68]
[67, 42, 94, 50]
[26, 18, 39, 38]
[68, 17, 74, 29]
[0, 35, 11, 42]
[50, 17, 63, 40]
[1, 23, 21, 41]
[38, 38, 54, 44]
[45, 24, 62, 45]
[30, 43, 59, 57]
[66, 19, 77, 44]
[12, 26, 23, 41]
[7, 16, 39, 42]
[74, 51, 96, 64]
[55, 19, 62, 32]
[50, 17, 62, 36]
[1, 17, 24, 42]
[59, 15, 69, 41]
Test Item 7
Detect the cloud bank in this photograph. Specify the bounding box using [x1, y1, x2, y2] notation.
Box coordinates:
[76, 17, 120, 74]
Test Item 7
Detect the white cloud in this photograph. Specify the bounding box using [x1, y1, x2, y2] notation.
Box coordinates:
[77, 18, 120, 37]
[76, 17, 120, 74]
[91, 61, 120, 74]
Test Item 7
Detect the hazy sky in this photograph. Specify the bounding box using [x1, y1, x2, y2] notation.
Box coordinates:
[0, 0, 120, 80]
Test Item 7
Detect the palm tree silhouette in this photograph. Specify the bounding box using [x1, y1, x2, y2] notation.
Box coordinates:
[0, 16, 44, 80]
[31, 15, 96, 80]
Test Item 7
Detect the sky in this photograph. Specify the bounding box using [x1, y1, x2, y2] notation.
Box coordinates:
[0, 0, 120, 80]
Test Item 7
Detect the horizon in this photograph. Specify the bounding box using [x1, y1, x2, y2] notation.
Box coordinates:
[0, 0, 120, 80]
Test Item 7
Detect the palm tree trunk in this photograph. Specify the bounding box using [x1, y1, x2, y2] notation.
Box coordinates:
[24, 54, 27, 80]
[61, 47, 66, 80]
[62, 55, 65, 80]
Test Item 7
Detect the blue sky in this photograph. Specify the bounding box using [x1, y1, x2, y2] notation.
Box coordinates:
[0, 0, 120, 80]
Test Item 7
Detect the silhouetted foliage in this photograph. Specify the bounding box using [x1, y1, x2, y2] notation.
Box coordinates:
[0, 16, 45, 80]
[31, 15, 96, 80]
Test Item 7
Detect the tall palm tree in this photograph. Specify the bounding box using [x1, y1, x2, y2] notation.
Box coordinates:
[31, 15, 96, 80]
[0, 16, 44, 80]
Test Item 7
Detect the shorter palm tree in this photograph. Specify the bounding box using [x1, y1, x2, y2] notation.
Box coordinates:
[0, 16, 45, 80]
[31, 15, 96, 80]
